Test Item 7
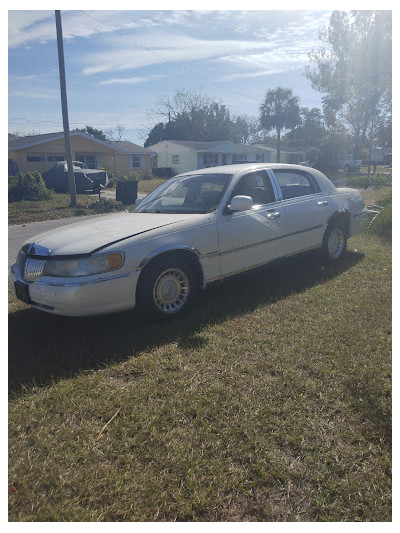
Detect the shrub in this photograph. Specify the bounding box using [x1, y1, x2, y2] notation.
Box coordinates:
[369, 205, 392, 240]
[115, 171, 139, 183]
[8, 172, 52, 202]
[344, 173, 392, 189]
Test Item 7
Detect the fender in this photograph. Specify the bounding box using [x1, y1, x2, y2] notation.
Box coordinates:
[326, 209, 351, 233]
[136, 244, 204, 271]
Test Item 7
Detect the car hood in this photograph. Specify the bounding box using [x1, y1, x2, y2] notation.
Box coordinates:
[26, 212, 200, 256]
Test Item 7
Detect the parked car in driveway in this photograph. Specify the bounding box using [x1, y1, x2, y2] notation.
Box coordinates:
[42, 161, 108, 193]
[10, 164, 365, 319]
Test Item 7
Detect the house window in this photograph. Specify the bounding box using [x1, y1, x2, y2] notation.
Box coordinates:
[203, 153, 218, 166]
[130, 155, 144, 169]
[172, 155, 180, 165]
[27, 155, 45, 162]
[76, 154, 97, 169]
[233, 154, 245, 162]
[48, 155, 64, 162]
[256, 153, 263, 162]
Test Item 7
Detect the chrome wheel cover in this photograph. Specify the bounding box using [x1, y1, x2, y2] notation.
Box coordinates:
[327, 227, 345, 259]
[153, 268, 189, 314]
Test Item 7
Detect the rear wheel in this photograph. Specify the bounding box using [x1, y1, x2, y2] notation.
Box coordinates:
[137, 256, 197, 319]
[322, 222, 347, 262]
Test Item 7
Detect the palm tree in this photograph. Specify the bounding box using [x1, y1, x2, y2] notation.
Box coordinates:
[259, 87, 301, 162]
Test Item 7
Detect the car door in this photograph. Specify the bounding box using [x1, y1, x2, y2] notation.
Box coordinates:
[270, 169, 335, 254]
[217, 169, 288, 277]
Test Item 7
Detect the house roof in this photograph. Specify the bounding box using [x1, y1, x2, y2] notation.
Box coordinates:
[109, 140, 155, 155]
[8, 131, 154, 155]
[149, 139, 266, 153]
[254, 144, 319, 154]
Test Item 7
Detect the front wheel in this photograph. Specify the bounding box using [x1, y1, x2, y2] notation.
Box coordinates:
[322, 222, 347, 262]
[137, 257, 197, 319]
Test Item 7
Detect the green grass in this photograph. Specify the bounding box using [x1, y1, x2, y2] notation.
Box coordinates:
[8, 232, 391, 521]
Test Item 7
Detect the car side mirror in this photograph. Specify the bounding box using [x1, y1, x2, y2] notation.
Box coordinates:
[227, 195, 253, 213]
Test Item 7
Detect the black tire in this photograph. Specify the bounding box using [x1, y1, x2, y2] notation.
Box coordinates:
[137, 256, 197, 319]
[322, 221, 348, 262]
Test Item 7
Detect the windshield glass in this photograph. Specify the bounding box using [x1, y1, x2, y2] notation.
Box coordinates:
[134, 173, 232, 214]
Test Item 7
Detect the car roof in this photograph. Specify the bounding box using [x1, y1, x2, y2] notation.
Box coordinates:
[176, 163, 336, 192]
[177, 163, 314, 176]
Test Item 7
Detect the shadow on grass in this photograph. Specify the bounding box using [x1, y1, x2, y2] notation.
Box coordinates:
[9, 249, 364, 395]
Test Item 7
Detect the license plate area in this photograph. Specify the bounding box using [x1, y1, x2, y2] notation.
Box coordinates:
[14, 280, 32, 304]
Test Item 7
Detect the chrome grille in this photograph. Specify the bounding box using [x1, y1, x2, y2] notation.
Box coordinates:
[24, 258, 47, 282]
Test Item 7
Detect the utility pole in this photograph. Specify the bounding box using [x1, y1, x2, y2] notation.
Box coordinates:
[55, 10, 76, 207]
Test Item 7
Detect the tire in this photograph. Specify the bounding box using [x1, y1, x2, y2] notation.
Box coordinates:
[322, 221, 347, 262]
[137, 256, 197, 319]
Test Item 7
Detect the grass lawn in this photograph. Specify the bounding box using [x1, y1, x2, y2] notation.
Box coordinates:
[8, 179, 166, 225]
[8, 229, 391, 521]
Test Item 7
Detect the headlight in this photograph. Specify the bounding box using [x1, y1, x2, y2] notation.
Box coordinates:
[44, 252, 124, 277]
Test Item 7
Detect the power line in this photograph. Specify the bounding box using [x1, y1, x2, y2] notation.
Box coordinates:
[79, 10, 260, 105]
[8, 118, 142, 131]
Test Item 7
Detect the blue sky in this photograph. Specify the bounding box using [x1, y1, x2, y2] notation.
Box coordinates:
[8, 8, 335, 145]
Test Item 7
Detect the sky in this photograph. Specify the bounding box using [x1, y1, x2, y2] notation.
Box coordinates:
[7, 8, 343, 146]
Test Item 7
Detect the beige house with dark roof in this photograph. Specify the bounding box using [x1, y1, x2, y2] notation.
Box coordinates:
[8, 132, 156, 177]
[148, 140, 270, 175]
[253, 144, 320, 164]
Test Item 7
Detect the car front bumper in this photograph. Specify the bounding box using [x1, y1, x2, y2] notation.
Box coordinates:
[9, 264, 140, 316]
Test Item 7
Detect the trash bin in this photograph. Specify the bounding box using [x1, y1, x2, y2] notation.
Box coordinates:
[116, 180, 138, 205]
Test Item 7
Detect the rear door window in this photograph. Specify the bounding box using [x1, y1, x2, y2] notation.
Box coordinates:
[273, 170, 321, 199]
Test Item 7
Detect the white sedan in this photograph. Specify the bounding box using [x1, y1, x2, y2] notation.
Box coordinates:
[10, 164, 365, 319]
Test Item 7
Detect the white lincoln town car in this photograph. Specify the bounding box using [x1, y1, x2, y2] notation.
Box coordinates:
[10, 164, 365, 319]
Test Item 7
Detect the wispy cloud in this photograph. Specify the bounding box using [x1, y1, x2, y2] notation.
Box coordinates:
[99, 75, 165, 85]
[81, 34, 278, 75]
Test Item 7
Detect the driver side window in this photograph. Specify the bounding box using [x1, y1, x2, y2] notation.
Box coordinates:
[230, 171, 275, 206]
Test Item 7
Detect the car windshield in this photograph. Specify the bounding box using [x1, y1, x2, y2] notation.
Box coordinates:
[134, 173, 232, 214]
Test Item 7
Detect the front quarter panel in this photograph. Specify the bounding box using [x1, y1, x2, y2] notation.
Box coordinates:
[101, 213, 221, 282]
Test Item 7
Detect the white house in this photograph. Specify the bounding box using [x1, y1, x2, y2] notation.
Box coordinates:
[148, 140, 270, 175]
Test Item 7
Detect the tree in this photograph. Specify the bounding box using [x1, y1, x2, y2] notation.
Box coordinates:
[283, 107, 326, 148]
[305, 10, 392, 159]
[105, 124, 127, 142]
[74, 125, 107, 141]
[259, 87, 301, 162]
[231, 114, 262, 145]
[144, 90, 257, 146]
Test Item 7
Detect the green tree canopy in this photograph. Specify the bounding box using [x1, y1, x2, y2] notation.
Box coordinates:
[283, 107, 326, 149]
[259, 87, 301, 162]
[305, 10, 392, 158]
[144, 90, 259, 147]
[73, 125, 107, 141]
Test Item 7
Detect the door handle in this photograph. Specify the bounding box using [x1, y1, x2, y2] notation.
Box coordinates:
[318, 201, 329, 207]
[267, 211, 280, 219]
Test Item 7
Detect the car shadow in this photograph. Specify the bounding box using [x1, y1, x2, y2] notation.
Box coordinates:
[9, 249, 364, 395]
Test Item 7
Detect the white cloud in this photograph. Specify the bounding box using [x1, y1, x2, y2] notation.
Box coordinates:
[99, 75, 165, 85]
[81, 33, 279, 75]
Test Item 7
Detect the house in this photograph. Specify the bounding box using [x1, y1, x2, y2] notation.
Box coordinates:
[8, 132, 155, 177]
[253, 144, 319, 164]
[147, 140, 269, 175]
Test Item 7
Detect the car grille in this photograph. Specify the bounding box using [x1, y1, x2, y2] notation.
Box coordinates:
[24, 258, 47, 282]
